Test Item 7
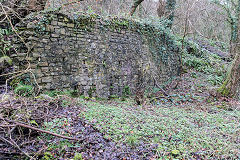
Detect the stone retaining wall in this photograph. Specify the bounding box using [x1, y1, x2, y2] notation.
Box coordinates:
[12, 12, 181, 98]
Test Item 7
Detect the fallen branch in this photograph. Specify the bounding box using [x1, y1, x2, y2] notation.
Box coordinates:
[32, 145, 48, 160]
[153, 76, 168, 96]
[0, 136, 33, 159]
[0, 125, 16, 127]
[2, 118, 81, 141]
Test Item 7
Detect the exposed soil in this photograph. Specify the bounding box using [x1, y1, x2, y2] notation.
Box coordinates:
[0, 89, 158, 160]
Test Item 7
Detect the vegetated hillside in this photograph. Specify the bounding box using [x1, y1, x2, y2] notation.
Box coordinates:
[0, 38, 239, 160]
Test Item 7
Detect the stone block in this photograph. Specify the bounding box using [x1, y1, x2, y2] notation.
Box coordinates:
[54, 28, 61, 34]
[46, 25, 54, 32]
[29, 36, 38, 41]
[38, 62, 48, 67]
[51, 21, 58, 26]
[30, 64, 37, 69]
[42, 77, 52, 83]
[51, 34, 59, 38]
[60, 28, 66, 35]
[50, 72, 58, 76]
[67, 23, 75, 28]
[50, 38, 58, 42]
[42, 39, 49, 43]
[81, 80, 88, 85]
[45, 46, 51, 50]
[27, 22, 35, 29]
[36, 79, 42, 84]
[41, 67, 49, 72]
[58, 22, 66, 26]
[44, 83, 51, 90]
[64, 17, 69, 22]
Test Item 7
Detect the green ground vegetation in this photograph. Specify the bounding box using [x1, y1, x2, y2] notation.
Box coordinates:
[77, 98, 239, 159]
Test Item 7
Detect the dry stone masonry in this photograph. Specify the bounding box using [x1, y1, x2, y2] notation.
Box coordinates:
[12, 11, 181, 98]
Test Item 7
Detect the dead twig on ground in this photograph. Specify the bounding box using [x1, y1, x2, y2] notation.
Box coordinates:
[153, 76, 168, 96]
[0, 136, 33, 159]
[32, 145, 48, 160]
[1, 118, 81, 141]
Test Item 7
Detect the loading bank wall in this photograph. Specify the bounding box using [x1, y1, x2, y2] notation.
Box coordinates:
[12, 12, 181, 97]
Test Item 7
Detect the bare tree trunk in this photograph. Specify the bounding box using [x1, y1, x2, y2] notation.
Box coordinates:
[156, 0, 176, 28]
[157, 0, 166, 18]
[130, 0, 144, 16]
[138, 4, 143, 18]
[29, 0, 47, 11]
[219, 53, 240, 98]
[130, 0, 176, 29]
[218, 0, 240, 99]
[165, 0, 176, 28]
[229, 24, 238, 57]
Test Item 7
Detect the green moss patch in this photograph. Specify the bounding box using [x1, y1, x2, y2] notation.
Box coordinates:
[0, 56, 12, 65]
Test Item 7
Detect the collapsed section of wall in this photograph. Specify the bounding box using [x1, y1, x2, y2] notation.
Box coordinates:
[12, 12, 181, 98]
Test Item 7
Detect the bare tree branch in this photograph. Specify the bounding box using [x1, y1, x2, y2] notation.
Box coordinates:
[130, 0, 144, 16]
[2, 118, 82, 141]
